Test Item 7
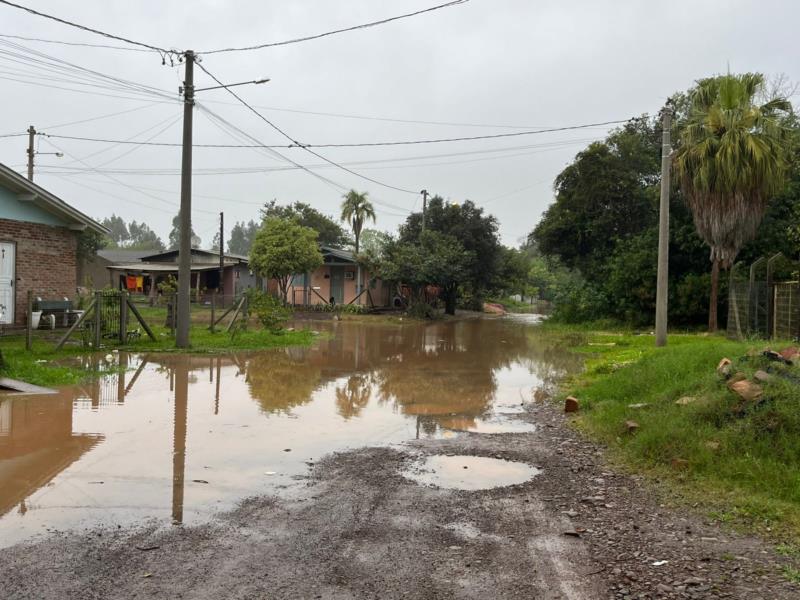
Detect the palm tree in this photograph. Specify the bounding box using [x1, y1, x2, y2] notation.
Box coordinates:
[340, 190, 376, 303]
[673, 73, 792, 331]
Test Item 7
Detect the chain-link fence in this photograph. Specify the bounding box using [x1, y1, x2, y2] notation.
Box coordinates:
[727, 253, 800, 341]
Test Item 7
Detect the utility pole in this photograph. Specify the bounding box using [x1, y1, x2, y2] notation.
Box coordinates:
[420, 189, 429, 231]
[176, 50, 195, 348]
[26, 125, 35, 181]
[218, 211, 224, 296]
[655, 106, 672, 347]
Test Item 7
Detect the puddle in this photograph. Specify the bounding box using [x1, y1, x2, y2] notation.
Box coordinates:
[0, 317, 577, 547]
[443, 417, 536, 434]
[404, 455, 541, 490]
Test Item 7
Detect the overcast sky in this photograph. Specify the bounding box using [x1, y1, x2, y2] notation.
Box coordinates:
[1, 0, 797, 247]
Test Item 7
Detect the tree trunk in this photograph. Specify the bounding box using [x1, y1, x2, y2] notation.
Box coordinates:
[444, 287, 457, 316]
[708, 259, 720, 332]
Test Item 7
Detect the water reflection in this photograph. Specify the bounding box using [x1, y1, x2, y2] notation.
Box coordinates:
[0, 316, 581, 547]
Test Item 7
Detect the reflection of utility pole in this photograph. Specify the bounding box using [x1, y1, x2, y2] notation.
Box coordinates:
[214, 358, 221, 415]
[117, 353, 127, 403]
[172, 362, 188, 524]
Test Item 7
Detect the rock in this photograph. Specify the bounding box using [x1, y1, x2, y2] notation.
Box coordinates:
[675, 396, 697, 406]
[716, 357, 732, 377]
[779, 346, 799, 362]
[564, 396, 580, 413]
[763, 350, 791, 364]
[728, 371, 747, 384]
[627, 403, 649, 409]
[753, 370, 773, 383]
[483, 302, 506, 315]
[727, 379, 763, 402]
[624, 420, 639, 434]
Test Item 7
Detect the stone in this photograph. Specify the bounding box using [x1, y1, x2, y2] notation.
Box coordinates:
[779, 346, 799, 362]
[564, 396, 580, 413]
[753, 370, 773, 383]
[675, 396, 697, 405]
[624, 420, 639, 434]
[727, 379, 763, 402]
[627, 403, 649, 409]
[716, 357, 732, 377]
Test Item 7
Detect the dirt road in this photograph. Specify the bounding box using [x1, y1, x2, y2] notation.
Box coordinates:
[0, 401, 796, 599]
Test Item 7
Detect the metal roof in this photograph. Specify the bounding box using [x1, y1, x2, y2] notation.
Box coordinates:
[0, 162, 108, 234]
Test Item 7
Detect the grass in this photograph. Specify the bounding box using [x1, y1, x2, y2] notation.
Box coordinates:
[542, 322, 800, 543]
[0, 303, 314, 387]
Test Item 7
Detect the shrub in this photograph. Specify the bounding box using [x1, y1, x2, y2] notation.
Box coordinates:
[245, 290, 292, 332]
[408, 302, 437, 319]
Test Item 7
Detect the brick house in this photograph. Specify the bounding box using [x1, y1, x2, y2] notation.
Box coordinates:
[0, 162, 107, 326]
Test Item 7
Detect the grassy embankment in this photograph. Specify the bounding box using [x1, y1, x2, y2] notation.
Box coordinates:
[0, 304, 313, 387]
[544, 323, 800, 547]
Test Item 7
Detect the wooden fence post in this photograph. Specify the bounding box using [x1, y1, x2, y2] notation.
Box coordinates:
[119, 290, 128, 344]
[26, 290, 33, 351]
[94, 290, 102, 348]
[210, 292, 216, 333]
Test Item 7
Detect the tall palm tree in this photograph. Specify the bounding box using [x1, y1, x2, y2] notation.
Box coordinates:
[340, 189, 376, 255]
[340, 190, 376, 303]
[673, 73, 792, 331]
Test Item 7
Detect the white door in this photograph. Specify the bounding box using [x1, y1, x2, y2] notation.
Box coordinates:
[0, 242, 14, 324]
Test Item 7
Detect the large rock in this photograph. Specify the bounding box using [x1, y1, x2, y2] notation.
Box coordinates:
[716, 358, 732, 378]
[728, 379, 763, 402]
[564, 396, 579, 413]
[779, 346, 799, 362]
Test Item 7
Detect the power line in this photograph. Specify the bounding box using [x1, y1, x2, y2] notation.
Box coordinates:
[0, 32, 153, 52]
[0, 0, 170, 54]
[199, 0, 469, 54]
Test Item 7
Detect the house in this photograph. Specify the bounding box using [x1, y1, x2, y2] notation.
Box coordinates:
[0, 162, 107, 326]
[106, 248, 259, 303]
[283, 245, 392, 307]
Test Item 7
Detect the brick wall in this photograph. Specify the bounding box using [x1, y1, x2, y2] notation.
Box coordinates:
[0, 218, 78, 325]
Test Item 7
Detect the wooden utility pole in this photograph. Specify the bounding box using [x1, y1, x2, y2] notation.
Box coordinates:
[655, 107, 672, 347]
[176, 50, 195, 348]
[26, 125, 35, 181]
[218, 211, 224, 296]
[420, 189, 429, 231]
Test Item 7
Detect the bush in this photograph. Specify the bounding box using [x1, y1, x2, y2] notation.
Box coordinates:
[408, 302, 437, 319]
[245, 290, 292, 332]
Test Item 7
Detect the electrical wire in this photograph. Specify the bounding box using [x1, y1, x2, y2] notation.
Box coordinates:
[41, 103, 164, 130]
[0, 0, 170, 54]
[198, 0, 468, 54]
[0, 32, 153, 52]
[197, 61, 419, 196]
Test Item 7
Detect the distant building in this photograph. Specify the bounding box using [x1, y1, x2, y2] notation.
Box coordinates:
[0, 162, 108, 326]
[106, 248, 259, 302]
[283, 245, 392, 307]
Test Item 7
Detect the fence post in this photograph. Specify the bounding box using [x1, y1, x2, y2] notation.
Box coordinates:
[26, 290, 33, 351]
[210, 292, 216, 333]
[94, 290, 102, 349]
[119, 290, 128, 344]
[242, 295, 249, 332]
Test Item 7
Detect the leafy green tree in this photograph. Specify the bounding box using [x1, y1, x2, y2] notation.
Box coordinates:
[261, 201, 350, 248]
[227, 220, 260, 255]
[399, 197, 501, 308]
[168, 214, 201, 250]
[673, 73, 793, 330]
[249, 218, 323, 303]
[127, 221, 164, 251]
[383, 230, 472, 315]
[101, 214, 129, 246]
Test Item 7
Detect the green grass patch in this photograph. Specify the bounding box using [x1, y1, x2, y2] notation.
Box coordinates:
[548, 323, 800, 541]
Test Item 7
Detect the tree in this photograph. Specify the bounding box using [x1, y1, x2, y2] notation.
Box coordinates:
[249, 218, 323, 303]
[673, 73, 793, 330]
[383, 230, 472, 315]
[101, 214, 129, 246]
[168, 214, 201, 250]
[127, 221, 165, 251]
[261, 201, 350, 248]
[228, 220, 260, 255]
[399, 197, 501, 309]
[340, 190, 376, 255]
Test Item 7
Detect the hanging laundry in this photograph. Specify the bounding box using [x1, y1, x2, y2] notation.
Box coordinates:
[135, 276, 144, 292]
[126, 275, 137, 290]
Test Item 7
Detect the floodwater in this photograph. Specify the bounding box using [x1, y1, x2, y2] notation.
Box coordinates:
[403, 455, 541, 490]
[0, 314, 580, 548]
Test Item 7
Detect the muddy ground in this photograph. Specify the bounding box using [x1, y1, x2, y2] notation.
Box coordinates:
[1, 401, 797, 599]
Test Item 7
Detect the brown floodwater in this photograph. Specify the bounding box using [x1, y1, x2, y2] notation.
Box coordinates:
[0, 314, 579, 547]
